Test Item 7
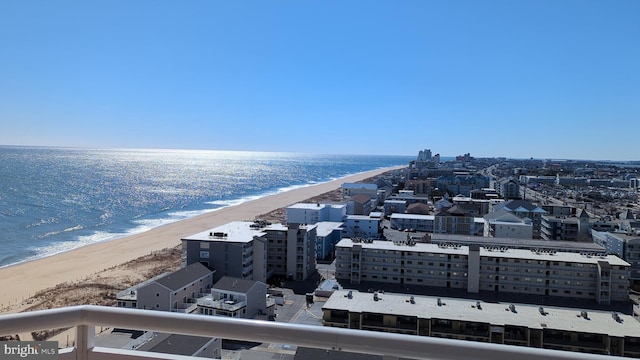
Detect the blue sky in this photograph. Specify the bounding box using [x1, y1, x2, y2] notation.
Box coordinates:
[1, 1, 638, 160]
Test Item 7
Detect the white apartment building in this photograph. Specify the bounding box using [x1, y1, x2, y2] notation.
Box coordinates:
[285, 203, 347, 224]
[335, 239, 629, 305]
[342, 215, 381, 238]
[483, 210, 533, 239]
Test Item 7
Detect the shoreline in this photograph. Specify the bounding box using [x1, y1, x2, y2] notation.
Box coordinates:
[0, 166, 403, 309]
[0, 168, 388, 271]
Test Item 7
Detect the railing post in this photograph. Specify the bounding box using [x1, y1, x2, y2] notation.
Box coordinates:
[76, 325, 95, 360]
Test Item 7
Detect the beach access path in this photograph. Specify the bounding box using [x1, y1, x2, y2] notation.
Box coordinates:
[0, 167, 402, 310]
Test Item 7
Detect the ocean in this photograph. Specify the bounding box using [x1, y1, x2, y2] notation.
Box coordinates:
[0, 146, 412, 268]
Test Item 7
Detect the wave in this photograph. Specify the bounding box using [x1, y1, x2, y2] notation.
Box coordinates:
[0, 147, 410, 269]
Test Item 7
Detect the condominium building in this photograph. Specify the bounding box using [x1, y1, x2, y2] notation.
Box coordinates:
[335, 239, 629, 304]
[315, 221, 344, 261]
[182, 220, 318, 283]
[495, 200, 547, 239]
[285, 203, 347, 224]
[322, 290, 640, 358]
[541, 210, 591, 242]
[262, 222, 317, 281]
[181, 221, 268, 283]
[592, 230, 640, 284]
[389, 212, 484, 236]
[494, 178, 520, 199]
[342, 214, 381, 238]
[436, 174, 491, 197]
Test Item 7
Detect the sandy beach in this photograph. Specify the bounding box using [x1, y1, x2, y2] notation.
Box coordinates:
[0, 167, 401, 311]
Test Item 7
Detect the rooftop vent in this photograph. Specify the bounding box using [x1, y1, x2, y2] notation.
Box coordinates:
[612, 312, 623, 323]
[476, 301, 482, 310]
[508, 304, 516, 313]
[373, 292, 380, 302]
[409, 296, 415, 304]
[345, 291, 353, 299]
[539, 307, 547, 316]
[437, 298, 443, 306]
[580, 310, 589, 320]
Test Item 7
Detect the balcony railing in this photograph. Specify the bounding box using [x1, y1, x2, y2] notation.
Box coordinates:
[0, 305, 621, 360]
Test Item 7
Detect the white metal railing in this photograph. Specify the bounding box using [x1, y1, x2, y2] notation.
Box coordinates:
[0, 305, 622, 360]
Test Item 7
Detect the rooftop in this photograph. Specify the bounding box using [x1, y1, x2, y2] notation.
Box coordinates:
[324, 290, 639, 337]
[0, 305, 610, 360]
[336, 238, 629, 266]
[182, 221, 267, 243]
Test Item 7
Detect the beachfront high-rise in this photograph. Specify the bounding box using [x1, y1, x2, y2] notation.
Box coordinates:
[182, 220, 318, 282]
[182, 221, 269, 283]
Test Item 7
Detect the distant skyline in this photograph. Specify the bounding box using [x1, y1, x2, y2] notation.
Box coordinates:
[1, 1, 638, 160]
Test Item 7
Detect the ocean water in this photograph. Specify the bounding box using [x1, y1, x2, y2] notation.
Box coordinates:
[0, 146, 412, 268]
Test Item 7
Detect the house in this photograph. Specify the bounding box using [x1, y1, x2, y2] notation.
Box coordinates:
[127, 262, 215, 312]
[405, 203, 430, 215]
[197, 276, 269, 319]
[483, 209, 533, 239]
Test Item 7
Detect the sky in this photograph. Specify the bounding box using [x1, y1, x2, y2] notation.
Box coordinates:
[0, 1, 638, 160]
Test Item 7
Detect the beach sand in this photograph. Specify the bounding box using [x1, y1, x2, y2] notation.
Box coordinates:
[0, 167, 401, 311]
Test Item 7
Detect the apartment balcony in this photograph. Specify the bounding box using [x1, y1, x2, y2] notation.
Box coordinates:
[0, 305, 620, 360]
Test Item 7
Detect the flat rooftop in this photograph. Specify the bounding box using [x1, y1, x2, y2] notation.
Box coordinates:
[324, 290, 640, 337]
[315, 221, 343, 236]
[429, 233, 606, 253]
[287, 203, 345, 209]
[182, 221, 268, 243]
[337, 239, 628, 266]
